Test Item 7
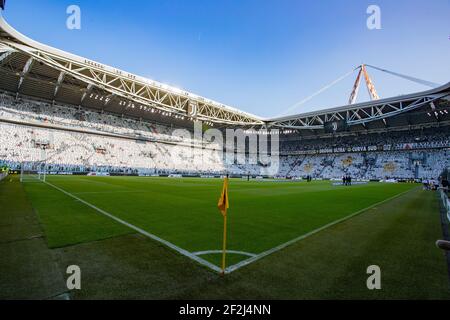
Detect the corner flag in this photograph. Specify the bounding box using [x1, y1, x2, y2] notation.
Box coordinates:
[217, 177, 229, 216]
[218, 176, 229, 274]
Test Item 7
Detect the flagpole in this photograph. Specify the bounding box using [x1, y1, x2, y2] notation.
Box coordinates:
[221, 211, 227, 275]
[218, 174, 229, 276]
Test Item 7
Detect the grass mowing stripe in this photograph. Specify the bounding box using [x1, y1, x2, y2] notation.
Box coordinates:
[23, 179, 131, 248]
[226, 187, 418, 274]
[42, 180, 223, 273]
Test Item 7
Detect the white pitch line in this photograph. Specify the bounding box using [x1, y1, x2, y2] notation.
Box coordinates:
[193, 250, 256, 258]
[42, 181, 223, 273]
[225, 187, 418, 274]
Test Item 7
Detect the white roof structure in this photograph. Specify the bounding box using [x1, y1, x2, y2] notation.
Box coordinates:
[269, 82, 450, 131]
[0, 16, 264, 126]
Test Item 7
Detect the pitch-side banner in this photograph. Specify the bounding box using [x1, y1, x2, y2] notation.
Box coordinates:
[324, 120, 348, 133]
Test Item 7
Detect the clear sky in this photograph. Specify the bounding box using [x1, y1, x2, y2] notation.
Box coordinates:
[1, 0, 449, 118]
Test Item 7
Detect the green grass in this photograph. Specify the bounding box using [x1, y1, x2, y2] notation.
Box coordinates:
[22, 175, 416, 268]
[3, 175, 449, 299]
[181, 187, 450, 299]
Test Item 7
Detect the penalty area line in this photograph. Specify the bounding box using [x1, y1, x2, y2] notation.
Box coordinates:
[42, 181, 223, 274]
[225, 187, 418, 274]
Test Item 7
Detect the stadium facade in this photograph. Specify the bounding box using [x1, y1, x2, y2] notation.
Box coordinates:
[0, 16, 449, 180]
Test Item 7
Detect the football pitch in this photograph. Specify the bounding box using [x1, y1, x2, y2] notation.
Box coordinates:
[2, 175, 450, 299]
[22, 176, 418, 271]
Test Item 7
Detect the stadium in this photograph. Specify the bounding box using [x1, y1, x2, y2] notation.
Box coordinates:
[0, 1, 449, 301]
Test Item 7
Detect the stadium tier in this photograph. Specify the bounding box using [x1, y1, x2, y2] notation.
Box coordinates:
[0, 91, 449, 180]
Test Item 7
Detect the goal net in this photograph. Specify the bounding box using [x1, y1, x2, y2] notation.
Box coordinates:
[20, 163, 47, 183]
[20, 149, 48, 183]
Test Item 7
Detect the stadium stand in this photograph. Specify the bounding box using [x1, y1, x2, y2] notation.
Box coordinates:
[277, 150, 449, 180]
[0, 15, 449, 181]
[1, 93, 449, 180]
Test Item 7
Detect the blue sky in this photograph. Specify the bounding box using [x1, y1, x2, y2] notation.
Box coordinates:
[1, 0, 449, 118]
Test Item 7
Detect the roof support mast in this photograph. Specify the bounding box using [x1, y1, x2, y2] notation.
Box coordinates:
[361, 64, 380, 101]
[348, 64, 380, 105]
[348, 67, 363, 105]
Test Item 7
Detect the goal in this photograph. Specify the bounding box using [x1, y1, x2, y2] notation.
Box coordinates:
[20, 149, 48, 183]
[20, 162, 47, 182]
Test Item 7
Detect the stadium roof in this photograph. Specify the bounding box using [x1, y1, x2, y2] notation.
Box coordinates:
[0, 15, 449, 133]
[269, 82, 450, 132]
[0, 16, 264, 127]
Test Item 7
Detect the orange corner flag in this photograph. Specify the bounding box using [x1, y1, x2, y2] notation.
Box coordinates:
[217, 177, 229, 216]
